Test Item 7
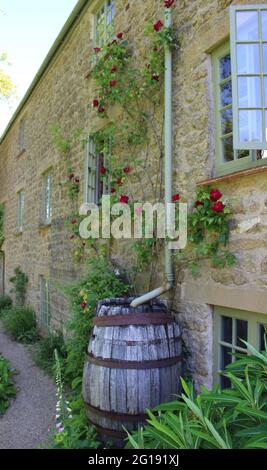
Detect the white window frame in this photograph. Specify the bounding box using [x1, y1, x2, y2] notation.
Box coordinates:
[94, 0, 115, 47]
[230, 4, 267, 150]
[17, 190, 25, 233]
[42, 171, 52, 225]
[214, 306, 267, 387]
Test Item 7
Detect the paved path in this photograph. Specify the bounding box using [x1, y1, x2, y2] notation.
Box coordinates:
[0, 324, 56, 449]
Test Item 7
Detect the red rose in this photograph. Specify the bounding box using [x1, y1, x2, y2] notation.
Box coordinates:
[100, 166, 107, 175]
[123, 166, 131, 174]
[92, 99, 99, 108]
[116, 177, 122, 185]
[119, 195, 129, 204]
[71, 218, 77, 225]
[74, 177, 80, 184]
[152, 74, 160, 81]
[172, 193, 180, 202]
[81, 301, 87, 309]
[69, 173, 75, 180]
[164, 0, 175, 7]
[210, 189, 222, 202]
[110, 79, 117, 87]
[116, 32, 123, 39]
[98, 106, 105, 113]
[212, 201, 225, 213]
[111, 188, 116, 194]
[111, 65, 117, 73]
[94, 47, 101, 53]
[153, 20, 164, 32]
[195, 201, 204, 207]
[69, 234, 75, 241]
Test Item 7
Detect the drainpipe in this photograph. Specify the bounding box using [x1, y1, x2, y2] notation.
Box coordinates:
[130, 7, 174, 308]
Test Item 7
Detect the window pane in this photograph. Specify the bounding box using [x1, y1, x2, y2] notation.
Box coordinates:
[238, 76, 261, 108]
[239, 110, 262, 142]
[222, 136, 234, 162]
[221, 316, 232, 343]
[237, 44, 260, 74]
[236, 149, 250, 159]
[221, 345, 232, 369]
[236, 319, 248, 347]
[221, 374, 231, 389]
[236, 10, 259, 41]
[220, 81, 232, 107]
[263, 44, 267, 74]
[259, 324, 267, 351]
[221, 108, 232, 135]
[219, 54, 231, 81]
[261, 11, 267, 40]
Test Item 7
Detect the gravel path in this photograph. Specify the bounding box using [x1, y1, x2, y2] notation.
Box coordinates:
[0, 324, 56, 449]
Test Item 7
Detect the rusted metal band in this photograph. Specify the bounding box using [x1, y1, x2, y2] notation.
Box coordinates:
[87, 419, 126, 439]
[93, 312, 173, 327]
[85, 352, 181, 370]
[85, 402, 148, 422]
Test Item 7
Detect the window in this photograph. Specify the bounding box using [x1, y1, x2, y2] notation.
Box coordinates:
[94, 0, 115, 47]
[212, 42, 267, 176]
[84, 137, 111, 204]
[40, 276, 50, 329]
[17, 191, 25, 233]
[230, 5, 267, 151]
[19, 118, 26, 153]
[42, 172, 52, 224]
[214, 307, 267, 387]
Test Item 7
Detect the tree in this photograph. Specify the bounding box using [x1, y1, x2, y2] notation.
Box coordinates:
[0, 53, 14, 98]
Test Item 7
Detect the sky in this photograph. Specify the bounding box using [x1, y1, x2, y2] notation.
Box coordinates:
[0, 0, 78, 135]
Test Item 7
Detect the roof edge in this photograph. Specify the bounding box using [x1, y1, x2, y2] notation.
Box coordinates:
[0, 0, 90, 144]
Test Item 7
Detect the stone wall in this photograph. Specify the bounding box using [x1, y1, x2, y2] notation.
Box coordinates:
[0, 0, 267, 389]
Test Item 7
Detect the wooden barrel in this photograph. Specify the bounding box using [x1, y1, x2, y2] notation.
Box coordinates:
[82, 297, 182, 441]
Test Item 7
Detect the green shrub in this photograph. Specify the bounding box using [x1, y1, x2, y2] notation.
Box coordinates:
[0, 355, 17, 415]
[126, 338, 267, 449]
[2, 306, 38, 343]
[0, 295, 12, 314]
[9, 266, 28, 305]
[34, 331, 67, 376]
[63, 256, 129, 385]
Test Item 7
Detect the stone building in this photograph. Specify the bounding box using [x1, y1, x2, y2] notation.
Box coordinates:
[0, 0, 267, 389]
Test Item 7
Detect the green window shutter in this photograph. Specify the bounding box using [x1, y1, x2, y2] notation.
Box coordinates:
[230, 5, 267, 150]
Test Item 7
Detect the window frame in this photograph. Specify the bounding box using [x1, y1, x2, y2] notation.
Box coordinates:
[40, 276, 51, 329]
[230, 4, 267, 151]
[42, 171, 52, 225]
[84, 136, 111, 205]
[94, 0, 115, 48]
[214, 306, 267, 385]
[212, 42, 267, 176]
[17, 190, 25, 233]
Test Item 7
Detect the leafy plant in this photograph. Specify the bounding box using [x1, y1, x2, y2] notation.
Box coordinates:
[9, 266, 29, 306]
[0, 294, 12, 313]
[33, 331, 67, 376]
[2, 306, 38, 343]
[63, 256, 129, 384]
[126, 338, 267, 449]
[47, 350, 101, 449]
[0, 355, 17, 416]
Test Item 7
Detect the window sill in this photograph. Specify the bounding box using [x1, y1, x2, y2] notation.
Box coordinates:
[197, 164, 267, 187]
[39, 222, 51, 230]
